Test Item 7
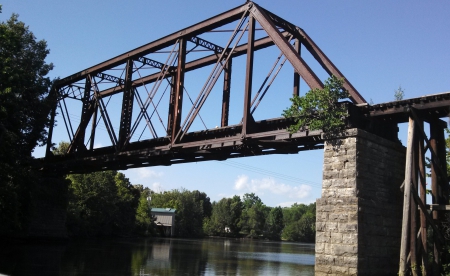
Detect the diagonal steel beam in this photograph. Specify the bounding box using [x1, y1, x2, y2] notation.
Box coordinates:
[55, 3, 252, 88]
[256, 4, 365, 104]
[257, 6, 298, 34]
[249, 4, 324, 90]
[297, 29, 366, 104]
[97, 33, 288, 98]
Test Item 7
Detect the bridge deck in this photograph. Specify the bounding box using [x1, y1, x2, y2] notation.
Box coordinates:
[37, 91, 450, 174]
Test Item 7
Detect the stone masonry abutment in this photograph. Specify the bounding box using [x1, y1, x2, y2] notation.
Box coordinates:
[315, 128, 406, 275]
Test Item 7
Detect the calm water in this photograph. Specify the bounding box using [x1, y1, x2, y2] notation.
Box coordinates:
[0, 238, 314, 276]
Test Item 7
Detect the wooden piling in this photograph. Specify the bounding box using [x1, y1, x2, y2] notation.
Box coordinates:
[399, 116, 415, 276]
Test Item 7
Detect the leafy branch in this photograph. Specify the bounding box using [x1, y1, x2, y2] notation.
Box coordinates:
[282, 76, 349, 133]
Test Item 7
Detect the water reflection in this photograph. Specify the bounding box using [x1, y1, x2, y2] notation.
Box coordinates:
[0, 238, 314, 276]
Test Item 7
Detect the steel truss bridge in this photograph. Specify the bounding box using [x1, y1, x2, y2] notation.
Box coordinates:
[39, 1, 450, 175]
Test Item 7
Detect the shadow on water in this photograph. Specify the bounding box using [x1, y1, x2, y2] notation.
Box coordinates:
[0, 238, 314, 276]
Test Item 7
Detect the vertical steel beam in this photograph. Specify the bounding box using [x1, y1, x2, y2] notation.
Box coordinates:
[78, 77, 92, 150]
[242, 16, 255, 137]
[80, 77, 92, 142]
[292, 38, 300, 97]
[221, 58, 232, 127]
[168, 39, 186, 143]
[167, 76, 176, 136]
[118, 59, 135, 150]
[45, 86, 58, 157]
[89, 105, 98, 151]
[68, 76, 93, 154]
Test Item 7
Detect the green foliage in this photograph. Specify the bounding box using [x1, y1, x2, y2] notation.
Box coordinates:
[151, 188, 211, 238]
[0, 13, 54, 236]
[205, 195, 316, 241]
[282, 203, 316, 242]
[394, 86, 405, 101]
[264, 206, 284, 240]
[204, 196, 242, 237]
[52, 141, 69, 156]
[238, 193, 269, 238]
[0, 13, 54, 154]
[282, 76, 349, 133]
[66, 170, 139, 237]
[134, 185, 155, 236]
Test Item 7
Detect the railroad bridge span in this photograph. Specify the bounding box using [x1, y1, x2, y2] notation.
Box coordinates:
[36, 2, 450, 275]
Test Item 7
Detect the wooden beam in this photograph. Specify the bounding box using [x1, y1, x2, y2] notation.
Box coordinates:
[399, 116, 415, 276]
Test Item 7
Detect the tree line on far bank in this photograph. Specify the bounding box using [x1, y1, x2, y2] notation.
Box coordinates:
[62, 160, 315, 242]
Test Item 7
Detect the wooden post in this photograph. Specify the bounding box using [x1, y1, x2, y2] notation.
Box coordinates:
[418, 120, 428, 275]
[410, 125, 419, 276]
[399, 116, 415, 276]
[430, 122, 442, 275]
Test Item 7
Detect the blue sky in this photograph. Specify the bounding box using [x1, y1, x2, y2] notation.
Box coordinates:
[2, 0, 449, 207]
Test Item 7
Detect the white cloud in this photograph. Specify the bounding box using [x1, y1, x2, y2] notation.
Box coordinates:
[136, 168, 163, 179]
[278, 197, 316, 207]
[234, 175, 249, 191]
[93, 142, 103, 149]
[278, 201, 297, 208]
[151, 182, 164, 193]
[233, 174, 312, 199]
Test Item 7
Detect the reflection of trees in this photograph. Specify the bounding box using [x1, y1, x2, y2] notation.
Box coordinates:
[0, 238, 315, 275]
[200, 239, 239, 275]
[170, 239, 208, 274]
[60, 239, 135, 276]
[0, 243, 66, 276]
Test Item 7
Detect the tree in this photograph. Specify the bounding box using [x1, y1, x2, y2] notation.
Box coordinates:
[394, 86, 405, 101]
[239, 193, 268, 238]
[282, 203, 316, 242]
[265, 206, 284, 240]
[283, 76, 349, 133]
[134, 185, 155, 236]
[66, 170, 139, 237]
[0, 13, 54, 156]
[204, 195, 242, 237]
[0, 13, 54, 235]
[151, 188, 211, 237]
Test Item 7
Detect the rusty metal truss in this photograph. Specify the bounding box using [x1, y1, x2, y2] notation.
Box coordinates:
[40, 1, 450, 175]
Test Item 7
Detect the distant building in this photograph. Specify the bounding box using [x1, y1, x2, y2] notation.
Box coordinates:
[151, 208, 176, 237]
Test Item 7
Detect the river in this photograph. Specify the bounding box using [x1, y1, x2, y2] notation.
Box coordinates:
[0, 238, 315, 275]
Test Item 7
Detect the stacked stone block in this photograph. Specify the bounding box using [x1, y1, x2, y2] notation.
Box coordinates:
[315, 129, 405, 275]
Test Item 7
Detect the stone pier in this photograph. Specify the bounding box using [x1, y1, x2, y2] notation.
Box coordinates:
[315, 129, 405, 275]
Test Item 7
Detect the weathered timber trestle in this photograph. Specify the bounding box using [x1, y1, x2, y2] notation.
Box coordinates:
[36, 2, 450, 275]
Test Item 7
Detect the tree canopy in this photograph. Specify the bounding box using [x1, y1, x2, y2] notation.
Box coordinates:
[0, 13, 54, 235]
[66, 170, 140, 237]
[283, 76, 349, 133]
